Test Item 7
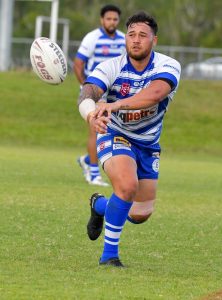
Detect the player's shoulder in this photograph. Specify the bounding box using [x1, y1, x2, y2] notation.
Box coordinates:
[82, 28, 103, 41]
[154, 51, 181, 72]
[103, 53, 126, 66]
[115, 29, 125, 38]
[154, 51, 180, 66]
[96, 53, 127, 73]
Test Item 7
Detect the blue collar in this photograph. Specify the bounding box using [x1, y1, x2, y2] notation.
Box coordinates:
[99, 27, 117, 39]
[126, 51, 155, 75]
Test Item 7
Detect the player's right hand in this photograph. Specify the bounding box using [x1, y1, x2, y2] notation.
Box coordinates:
[93, 115, 110, 134]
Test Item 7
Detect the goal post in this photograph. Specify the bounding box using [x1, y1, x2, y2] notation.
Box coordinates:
[0, 0, 62, 71]
[0, 0, 15, 71]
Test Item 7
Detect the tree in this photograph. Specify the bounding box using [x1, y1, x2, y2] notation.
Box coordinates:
[13, 0, 222, 48]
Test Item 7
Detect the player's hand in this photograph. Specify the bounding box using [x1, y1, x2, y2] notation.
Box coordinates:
[89, 115, 109, 134]
[88, 101, 121, 133]
[93, 101, 121, 119]
[95, 116, 110, 133]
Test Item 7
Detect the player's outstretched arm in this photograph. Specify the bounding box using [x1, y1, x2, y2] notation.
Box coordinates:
[93, 80, 172, 119]
[118, 80, 172, 110]
[78, 83, 104, 106]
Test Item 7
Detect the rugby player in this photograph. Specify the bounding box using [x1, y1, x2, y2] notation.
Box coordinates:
[78, 11, 181, 267]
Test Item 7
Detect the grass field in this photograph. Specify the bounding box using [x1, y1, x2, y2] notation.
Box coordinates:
[0, 72, 222, 300]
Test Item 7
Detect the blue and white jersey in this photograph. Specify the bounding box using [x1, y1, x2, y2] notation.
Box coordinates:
[86, 51, 181, 149]
[75, 28, 125, 77]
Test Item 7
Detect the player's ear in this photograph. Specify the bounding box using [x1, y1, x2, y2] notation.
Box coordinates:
[153, 36, 158, 47]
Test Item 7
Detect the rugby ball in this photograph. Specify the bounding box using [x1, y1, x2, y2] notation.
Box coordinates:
[30, 37, 67, 85]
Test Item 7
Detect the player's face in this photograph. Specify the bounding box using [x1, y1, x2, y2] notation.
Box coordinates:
[126, 23, 157, 61]
[101, 11, 120, 35]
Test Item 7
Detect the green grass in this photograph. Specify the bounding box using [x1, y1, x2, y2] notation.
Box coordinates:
[0, 71, 81, 148]
[0, 72, 222, 299]
[0, 71, 222, 154]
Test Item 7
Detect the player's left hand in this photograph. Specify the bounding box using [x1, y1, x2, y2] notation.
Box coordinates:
[93, 101, 120, 119]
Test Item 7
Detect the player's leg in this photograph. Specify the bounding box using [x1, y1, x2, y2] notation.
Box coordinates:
[77, 153, 90, 182]
[77, 88, 90, 182]
[88, 125, 109, 186]
[127, 148, 160, 224]
[127, 179, 157, 224]
[98, 154, 137, 266]
[87, 133, 139, 266]
[87, 178, 157, 238]
[78, 124, 109, 186]
[87, 147, 159, 228]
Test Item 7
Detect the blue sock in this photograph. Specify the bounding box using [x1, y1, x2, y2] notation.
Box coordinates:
[100, 193, 132, 262]
[90, 164, 100, 180]
[94, 196, 108, 216]
[84, 155, 90, 165]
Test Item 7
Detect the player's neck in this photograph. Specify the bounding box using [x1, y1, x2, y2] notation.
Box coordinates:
[129, 55, 151, 72]
[103, 28, 116, 38]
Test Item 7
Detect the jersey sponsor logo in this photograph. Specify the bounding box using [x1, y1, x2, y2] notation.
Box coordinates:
[152, 152, 160, 158]
[97, 140, 112, 153]
[133, 80, 145, 87]
[163, 64, 180, 74]
[96, 67, 107, 76]
[81, 45, 88, 51]
[120, 83, 130, 96]
[118, 106, 158, 123]
[113, 144, 131, 151]
[110, 44, 118, 49]
[152, 159, 159, 172]
[99, 141, 105, 151]
[114, 136, 131, 147]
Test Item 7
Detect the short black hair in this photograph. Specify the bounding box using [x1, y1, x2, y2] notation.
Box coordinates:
[100, 4, 121, 17]
[126, 11, 158, 35]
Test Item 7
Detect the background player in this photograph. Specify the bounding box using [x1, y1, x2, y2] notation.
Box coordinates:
[78, 11, 181, 267]
[74, 4, 125, 186]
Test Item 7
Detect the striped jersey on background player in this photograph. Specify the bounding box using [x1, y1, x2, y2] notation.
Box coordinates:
[74, 4, 125, 186]
[76, 26, 125, 78]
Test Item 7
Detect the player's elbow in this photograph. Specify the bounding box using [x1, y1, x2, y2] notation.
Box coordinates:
[152, 89, 166, 104]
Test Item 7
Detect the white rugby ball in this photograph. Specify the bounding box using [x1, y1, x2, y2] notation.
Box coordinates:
[30, 37, 67, 85]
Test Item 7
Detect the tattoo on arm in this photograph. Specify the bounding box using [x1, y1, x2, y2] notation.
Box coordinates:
[119, 104, 130, 109]
[78, 84, 103, 105]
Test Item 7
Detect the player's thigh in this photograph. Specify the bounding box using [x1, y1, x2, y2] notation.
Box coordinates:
[104, 155, 138, 199]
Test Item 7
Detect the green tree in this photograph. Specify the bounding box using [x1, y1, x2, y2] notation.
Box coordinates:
[13, 0, 222, 48]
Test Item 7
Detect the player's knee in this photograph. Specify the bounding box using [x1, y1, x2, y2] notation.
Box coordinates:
[118, 180, 138, 200]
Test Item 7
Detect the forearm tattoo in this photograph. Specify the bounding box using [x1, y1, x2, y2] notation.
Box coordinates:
[119, 103, 130, 109]
[78, 84, 103, 105]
